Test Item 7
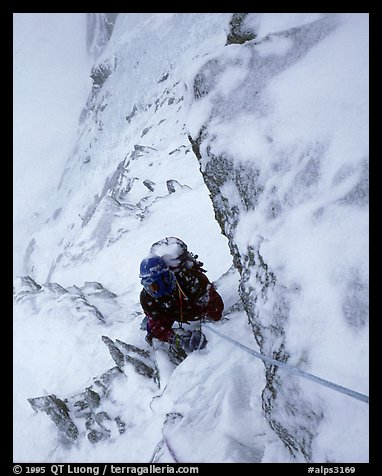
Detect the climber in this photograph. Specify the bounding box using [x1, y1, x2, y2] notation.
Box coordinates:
[139, 238, 224, 355]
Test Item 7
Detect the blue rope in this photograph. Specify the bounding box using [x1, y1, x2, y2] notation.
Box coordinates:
[204, 324, 369, 404]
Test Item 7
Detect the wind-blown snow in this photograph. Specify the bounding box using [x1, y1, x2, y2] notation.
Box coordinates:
[13, 13, 368, 464]
[13, 13, 92, 276]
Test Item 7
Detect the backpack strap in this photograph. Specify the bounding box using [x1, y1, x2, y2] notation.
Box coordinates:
[176, 280, 188, 327]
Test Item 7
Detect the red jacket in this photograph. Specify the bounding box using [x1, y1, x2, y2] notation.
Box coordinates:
[140, 267, 223, 342]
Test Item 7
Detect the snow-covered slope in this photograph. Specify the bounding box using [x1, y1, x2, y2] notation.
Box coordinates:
[13, 13, 368, 463]
[13, 13, 91, 276]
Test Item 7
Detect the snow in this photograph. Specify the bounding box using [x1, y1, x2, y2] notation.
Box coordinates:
[13, 13, 92, 276]
[256, 35, 294, 57]
[251, 13, 325, 39]
[13, 13, 368, 464]
[185, 13, 368, 462]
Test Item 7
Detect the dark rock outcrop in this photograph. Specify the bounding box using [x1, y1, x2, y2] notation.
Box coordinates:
[27, 335, 158, 444]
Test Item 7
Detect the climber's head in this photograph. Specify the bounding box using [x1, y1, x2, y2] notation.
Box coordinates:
[139, 255, 176, 298]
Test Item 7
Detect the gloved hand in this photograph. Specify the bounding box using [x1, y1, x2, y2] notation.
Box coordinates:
[188, 329, 208, 351]
[168, 329, 190, 365]
[170, 329, 192, 352]
[171, 329, 207, 353]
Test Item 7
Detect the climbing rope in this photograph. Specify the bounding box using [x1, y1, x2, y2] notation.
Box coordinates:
[176, 280, 188, 327]
[204, 324, 369, 404]
[162, 433, 181, 463]
[149, 434, 181, 463]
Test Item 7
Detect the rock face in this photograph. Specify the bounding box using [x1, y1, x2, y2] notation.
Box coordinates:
[28, 335, 158, 444]
[187, 14, 368, 460]
[22, 13, 234, 287]
[86, 13, 119, 63]
[28, 394, 79, 443]
[16, 13, 368, 462]
[13, 276, 111, 322]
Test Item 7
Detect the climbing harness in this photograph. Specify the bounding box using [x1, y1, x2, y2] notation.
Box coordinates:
[204, 324, 369, 404]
